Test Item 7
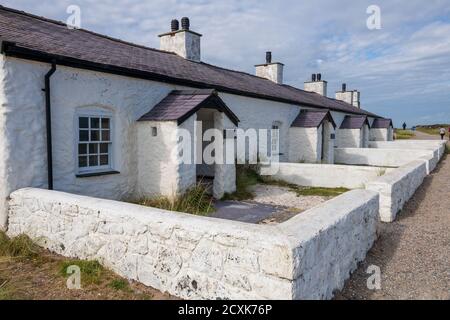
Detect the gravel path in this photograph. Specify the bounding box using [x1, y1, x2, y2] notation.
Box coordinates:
[249, 184, 331, 210]
[336, 134, 450, 300]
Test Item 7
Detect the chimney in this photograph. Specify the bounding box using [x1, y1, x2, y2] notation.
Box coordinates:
[304, 73, 327, 96]
[335, 83, 360, 108]
[159, 17, 202, 62]
[255, 51, 284, 84]
[352, 90, 360, 108]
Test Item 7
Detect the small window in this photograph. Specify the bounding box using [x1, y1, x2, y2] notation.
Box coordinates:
[152, 127, 157, 137]
[271, 122, 281, 155]
[78, 115, 112, 172]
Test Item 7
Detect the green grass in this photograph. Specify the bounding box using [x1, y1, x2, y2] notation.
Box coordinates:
[445, 144, 450, 155]
[222, 165, 263, 200]
[108, 278, 131, 291]
[258, 177, 349, 197]
[294, 187, 349, 197]
[0, 280, 17, 300]
[0, 232, 40, 259]
[136, 182, 214, 216]
[394, 129, 415, 140]
[222, 165, 350, 200]
[59, 259, 104, 285]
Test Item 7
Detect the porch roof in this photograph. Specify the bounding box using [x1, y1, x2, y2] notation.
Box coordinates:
[339, 115, 370, 129]
[290, 110, 336, 128]
[138, 89, 239, 126]
[372, 118, 393, 129]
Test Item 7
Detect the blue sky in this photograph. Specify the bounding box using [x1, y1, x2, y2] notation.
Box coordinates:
[2, 0, 450, 126]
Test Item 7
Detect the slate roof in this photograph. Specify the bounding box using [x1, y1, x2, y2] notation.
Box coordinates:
[138, 90, 239, 125]
[291, 110, 336, 128]
[372, 118, 393, 129]
[0, 5, 380, 118]
[340, 115, 370, 129]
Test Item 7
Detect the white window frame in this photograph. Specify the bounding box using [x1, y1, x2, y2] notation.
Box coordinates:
[76, 110, 114, 174]
[271, 121, 281, 156]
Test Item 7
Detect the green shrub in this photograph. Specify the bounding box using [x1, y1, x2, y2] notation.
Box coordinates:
[137, 182, 214, 216]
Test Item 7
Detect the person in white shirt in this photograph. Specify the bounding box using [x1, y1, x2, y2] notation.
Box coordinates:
[439, 127, 445, 140]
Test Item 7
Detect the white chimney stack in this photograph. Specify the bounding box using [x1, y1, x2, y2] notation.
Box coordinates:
[255, 52, 284, 84]
[159, 18, 202, 62]
[304, 73, 327, 96]
[335, 83, 360, 108]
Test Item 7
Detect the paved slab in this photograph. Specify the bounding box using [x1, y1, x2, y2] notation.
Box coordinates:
[212, 200, 288, 223]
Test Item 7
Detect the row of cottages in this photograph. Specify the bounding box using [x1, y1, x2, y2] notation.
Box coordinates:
[0, 6, 394, 227]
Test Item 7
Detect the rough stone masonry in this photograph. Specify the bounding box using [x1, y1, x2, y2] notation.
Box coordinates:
[7, 187, 379, 300]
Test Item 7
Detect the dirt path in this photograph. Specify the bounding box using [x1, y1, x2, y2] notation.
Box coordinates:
[413, 130, 446, 141]
[336, 133, 450, 300]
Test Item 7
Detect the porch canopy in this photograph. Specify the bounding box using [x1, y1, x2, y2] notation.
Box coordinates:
[340, 115, 370, 129]
[291, 109, 336, 128]
[371, 118, 393, 128]
[138, 89, 239, 125]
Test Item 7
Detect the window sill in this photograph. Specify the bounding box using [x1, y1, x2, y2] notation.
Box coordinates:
[76, 170, 120, 178]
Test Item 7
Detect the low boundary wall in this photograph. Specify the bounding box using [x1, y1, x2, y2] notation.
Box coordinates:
[369, 140, 446, 160]
[268, 162, 393, 189]
[7, 188, 379, 300]
[365, 160, 427, 222]
[334, 148, 437, 173]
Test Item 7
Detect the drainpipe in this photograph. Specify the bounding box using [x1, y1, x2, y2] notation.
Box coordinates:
[44, 61, 56, 190]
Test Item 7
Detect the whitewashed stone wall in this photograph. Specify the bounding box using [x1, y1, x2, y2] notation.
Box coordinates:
[266, 162, 393, 189]
[219, 93, 301, 163]
[369, 140, 446, 160]
[212, 111, 237, 199]
[366, 160, 427, 222]
[370, 128, 389, 141]
[362, 124, 369, 147]
[7, 187, 379, 300]
[337, 129, 361, 148]
[288, 127, 320, 163]
[136, 117, 197, 199]
[334, 148, 436, 170]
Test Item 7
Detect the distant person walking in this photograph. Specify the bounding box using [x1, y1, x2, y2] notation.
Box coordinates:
[402, 122, 407, 130]
[440, 127, 446, 140]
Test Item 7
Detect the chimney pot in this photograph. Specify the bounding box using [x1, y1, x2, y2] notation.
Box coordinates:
[266, 51, 272, 64]
[171, 19, 179, 32]
[317, 73, 322, 81]
[312, 74, 316, 82]
[181, 17, 190, 30]
[342, 83, 347, 92]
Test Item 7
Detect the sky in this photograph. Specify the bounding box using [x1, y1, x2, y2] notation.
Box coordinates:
[1, 0, 450, 126]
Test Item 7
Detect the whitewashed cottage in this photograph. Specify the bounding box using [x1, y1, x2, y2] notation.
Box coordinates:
[0, 6, 393, 229]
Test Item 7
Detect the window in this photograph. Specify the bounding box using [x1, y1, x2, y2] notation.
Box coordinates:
[271, 122, 281, 156]
[78, 115, 112, 172]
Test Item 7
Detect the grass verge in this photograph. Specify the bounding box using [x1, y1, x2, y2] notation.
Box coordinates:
[416, 125, 449, 138]
[259, 177, 349, 197]
[394, 129, 415, 140]
[0, 231, 166, 300]
[135, 182, 214, 216]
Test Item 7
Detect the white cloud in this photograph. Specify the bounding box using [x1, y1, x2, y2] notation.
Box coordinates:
[1, 0, 449, 125]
